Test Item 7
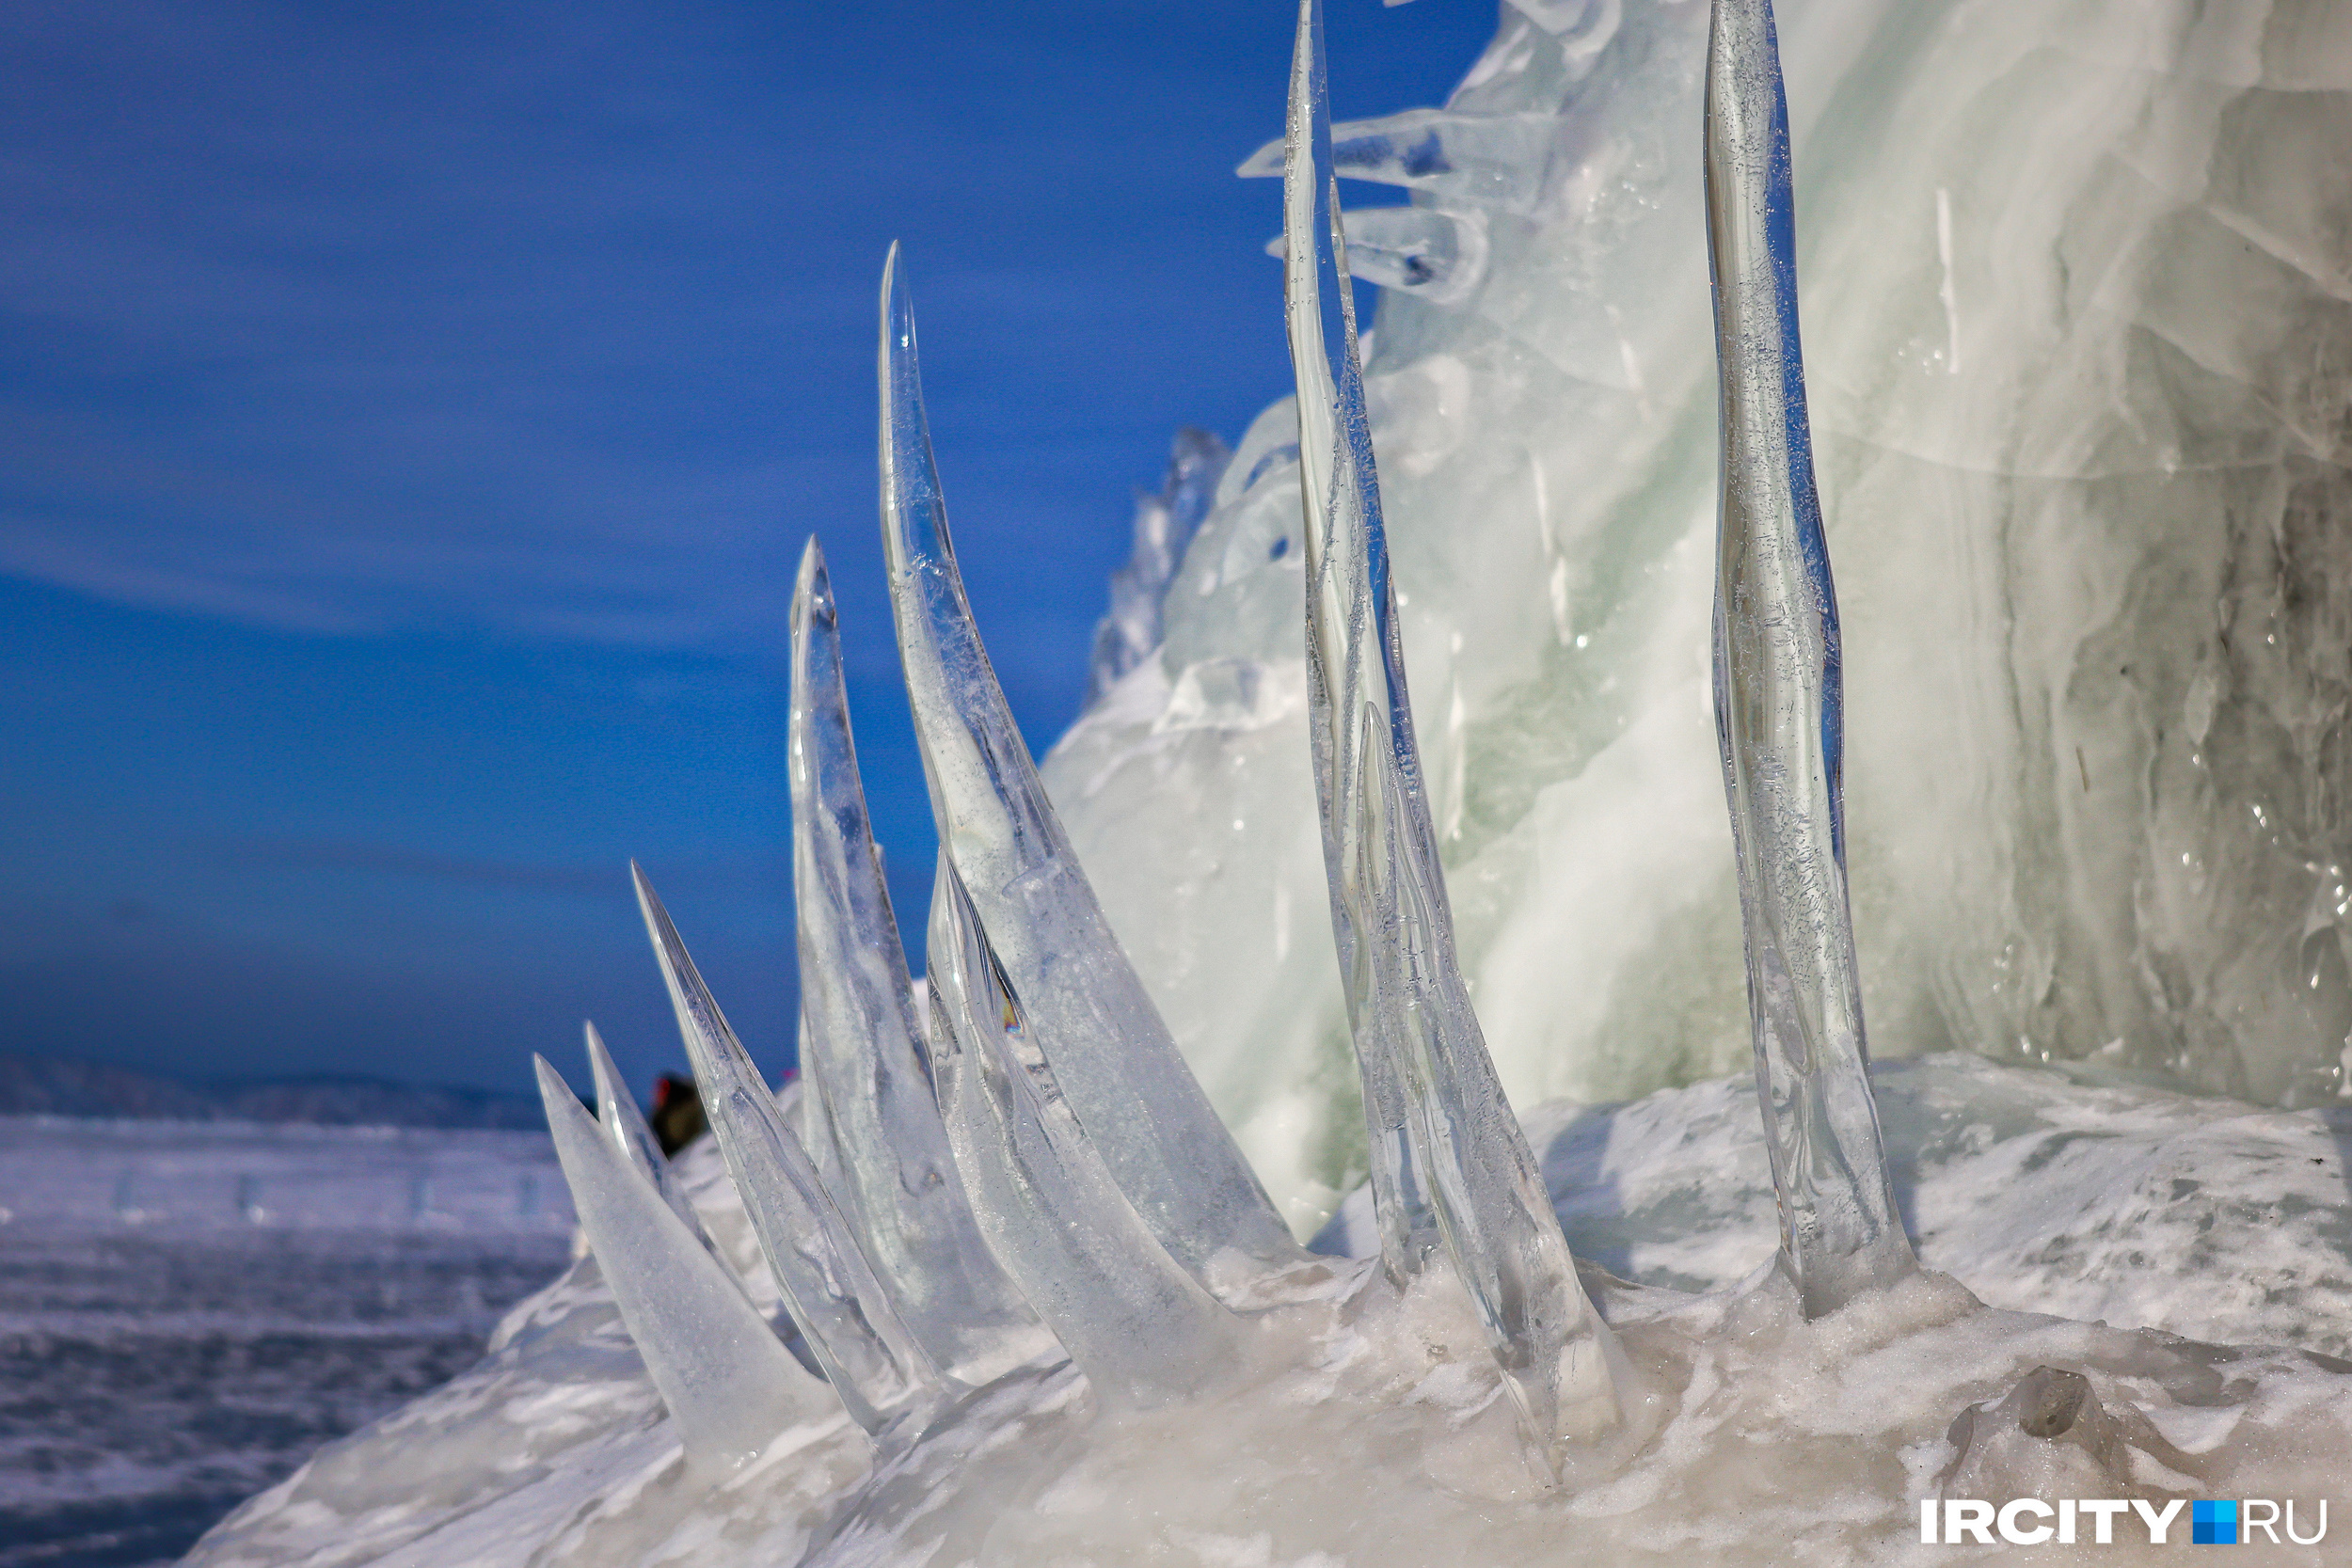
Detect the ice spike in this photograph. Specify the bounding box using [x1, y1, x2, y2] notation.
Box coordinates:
[1281, 0, 1629, 1465]
[583, 1020, 707, 1239]
[876, 241, 1303, 1282]
[534, 1055, 826, 1466]
[924, 854, 1250, 1410]
[634, 863, 961, 1441]
[790, 536, 1050, 1383]
[1703, 0, 1915, 1318]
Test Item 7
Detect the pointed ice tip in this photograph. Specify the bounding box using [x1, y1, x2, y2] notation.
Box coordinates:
[533, 1053, 586, 1129]
[584, 1013, 709, 1238]
[536, 1050, 825, 1465]
[793, 537, 835, 641]
[584, 1021, 619, 1117]
[631, 860, 671, 942]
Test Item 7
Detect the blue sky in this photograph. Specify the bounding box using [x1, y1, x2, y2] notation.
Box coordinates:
[0, 0, 1497, 1096]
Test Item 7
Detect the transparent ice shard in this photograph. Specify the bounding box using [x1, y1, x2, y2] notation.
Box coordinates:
[532, 1055, 824, 1466]
[1083, 428, 1231, 712]
[876, 243, 1302, 1280]
[633, 863, 960, 1440]
[1263, 206, 1487, 306]
[1240, 107, 1555, 214]
[789, 537, 1049, 1383]
[1703, 0, 1915, 1318]
[924, 854, 1248, 1410]
[583, 1020, 706, 1239]
[1281, 0, 1628, 1460]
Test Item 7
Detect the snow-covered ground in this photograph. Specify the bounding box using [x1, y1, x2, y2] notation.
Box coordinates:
[0, 1117, 572, 1568]
[174, 1056, 2352, 1568]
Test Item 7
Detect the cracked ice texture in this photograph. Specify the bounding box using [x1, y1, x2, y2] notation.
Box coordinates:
[1047, 0, 2352, 1238]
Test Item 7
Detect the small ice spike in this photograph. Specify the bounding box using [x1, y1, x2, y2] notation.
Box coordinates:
[1702, 0, 1915, 1317]
[1280, 0, 1630, 1464]
[533, 1055, 826, 1466]
[876, 241, 1303, 1282]
[583, 1020, 707, 1240]
[634, 863, 961, 1441]
[789, 537, 1049, 1383]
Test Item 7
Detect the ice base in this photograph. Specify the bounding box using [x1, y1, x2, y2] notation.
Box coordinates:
[1050, 0, 2352, 1241]
[183, 1055, 2352, 1567]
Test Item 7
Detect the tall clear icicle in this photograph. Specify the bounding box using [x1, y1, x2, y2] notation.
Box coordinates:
[876, 243, 1303, 1280]
[583, 1020, 706, 1238]
[633, 864, 961, 1440]
[1703, 0, 1915, 1318]
[789, 537, 1048, 1383]
[1280, 0, 1628, 1459]
[924, 854, 1249, 1410]
[532, 1056, 825, 1466]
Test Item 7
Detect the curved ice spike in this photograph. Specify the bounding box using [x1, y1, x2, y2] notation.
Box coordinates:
[532, 1055, 827, 1467]
[632, 863, 963, 1442]
[583, 1020, 707, 1239]
[924, 854, 1250, 1410]
[1281, 0, 1629, 1462]
[1703, 0, 1915, 1318]
[876, 242, 1303, 1282]
[790, 537, 1050, 1383]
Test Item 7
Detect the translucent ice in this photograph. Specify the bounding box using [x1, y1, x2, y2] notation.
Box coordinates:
[877, 243, 1303, 1279]
[1082, 429, 1230, 712]
[635, 864, 956, 1440]
[1240, 107, 1559, 215]
[584, 1020, 707, 1241]
[215, 1053, 2352, 1567]
[788, 538, 1046, 1384]
[924, 855, 1249, 1409]
[1052, 0, 2352, 1236]
[1702, 0, 1913, 1315]
[1279, 0, 1629, 1458]
[532, 1056, 825, 1467]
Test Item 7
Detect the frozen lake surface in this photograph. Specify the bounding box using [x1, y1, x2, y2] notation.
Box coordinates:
[0, 1117, 573, 1568]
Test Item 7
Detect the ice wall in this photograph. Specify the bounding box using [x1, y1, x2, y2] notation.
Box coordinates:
[1041, 0, 2352, 1235]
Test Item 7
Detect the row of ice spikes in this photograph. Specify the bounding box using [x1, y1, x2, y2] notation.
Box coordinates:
[533, 0, 1916, 1483]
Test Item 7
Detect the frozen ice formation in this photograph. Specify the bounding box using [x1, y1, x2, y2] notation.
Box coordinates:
[924, 853, 1253, 1409]
[1280, 0, 1631, 1461]
[635, 864, 958, 1442]
[585, 1021, 707, 1241]
[1107, 0, 2352, 1227]
[1083, 430, 1232, 712]
[787, 539, 1045, 1385]
[877, 242, 1304, 1282]
[532, 1055, 825, 1467]
[1700, 0, 1912, 1316]
[183, 0, 2352, 1564]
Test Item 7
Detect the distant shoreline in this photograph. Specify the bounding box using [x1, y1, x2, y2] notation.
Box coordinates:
[0, 1053, 550, 1131]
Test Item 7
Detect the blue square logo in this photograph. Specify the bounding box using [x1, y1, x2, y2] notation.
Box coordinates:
[2193, 1499, 2238, 1544]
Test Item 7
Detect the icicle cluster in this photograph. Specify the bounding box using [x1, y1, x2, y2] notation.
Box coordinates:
[536, 0, 1913, 1484]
